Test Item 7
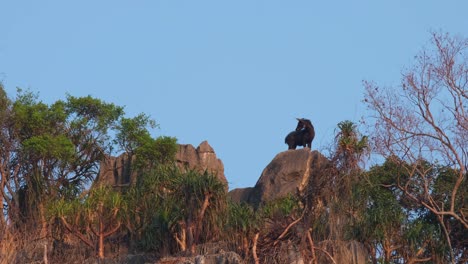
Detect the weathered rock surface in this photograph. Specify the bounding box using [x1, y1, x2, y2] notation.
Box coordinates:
[94, 141, 228, 190]
[176, 141, 228, 189]
[94, 153, 135, 188]
[229, 149, 330, 207]
[227, 187, 254, 204]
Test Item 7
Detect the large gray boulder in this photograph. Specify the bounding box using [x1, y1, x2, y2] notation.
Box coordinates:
[229, 149, 330, 207]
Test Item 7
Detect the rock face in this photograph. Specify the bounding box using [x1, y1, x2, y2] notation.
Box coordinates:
[228, 187, 254, 204]
[94, 153, 135, 188]
[229, 149, 330, 207]
[94, 141, 228, 190]
[176, 141, 228, 189]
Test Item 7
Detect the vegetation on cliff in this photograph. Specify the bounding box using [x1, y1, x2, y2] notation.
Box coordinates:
[0, 31, 466, 263]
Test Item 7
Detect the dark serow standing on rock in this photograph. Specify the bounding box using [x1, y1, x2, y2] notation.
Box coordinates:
[285, 118, 315, 150]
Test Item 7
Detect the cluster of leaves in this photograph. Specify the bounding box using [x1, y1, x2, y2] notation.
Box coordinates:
[127, 166, 227, 254]
[48, 186, 126, 258]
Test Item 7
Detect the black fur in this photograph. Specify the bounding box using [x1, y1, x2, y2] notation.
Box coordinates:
[285, 118, 315, 150]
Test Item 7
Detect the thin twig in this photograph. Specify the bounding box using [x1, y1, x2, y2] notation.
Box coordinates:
[314, 246, 337, 264]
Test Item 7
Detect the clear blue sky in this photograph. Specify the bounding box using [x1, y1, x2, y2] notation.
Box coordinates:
[1, 1, 467, 190]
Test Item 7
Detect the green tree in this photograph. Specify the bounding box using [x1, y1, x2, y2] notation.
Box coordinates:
[352, 159, 446, 263]
[334, 120, 368, 174]
[126, 165, 227, 255]
[172, 169, 227, 254]
[114, 114, 177, 171]
[11, 91, 123, 234]
[49, 186, 127, 259]
[328, 121, 368, 240]
[364, 31, 468, 262]
[125, 165, 179, 253]
[225, 202, 258, 260]
[0, 86, 180, 262]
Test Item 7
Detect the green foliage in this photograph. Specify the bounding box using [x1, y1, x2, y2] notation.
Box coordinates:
[114, 114, 178, 170]
[226, 202, 257, 234]
[48, 197, 82, 219]
[114, 113, 156, 153]
[127, 165, 227, 252]
[433, 166, 467, 210]
[49, 186, 127, 222]
[174, 169, 226, 206]
[1, 87, 180, 240]
[22, 134, 75, 161]
[347, 158, 453, 263]
[351, 163, 406, 242]
[173, 169, 227, 242]
[259, 194, 300, 220]
[48, 185, 128, 258]
[13, 96, 57, 138]
[0, 83, 10, 122]
[126, 165, 179, 249]
[152, 136, 178, 163]
[134, 136, 178, 169]
[137, 204, 175, 252]
[86, 186, 126, 213]
[65, 94, 124, 131]
[334, 120, 369, 167]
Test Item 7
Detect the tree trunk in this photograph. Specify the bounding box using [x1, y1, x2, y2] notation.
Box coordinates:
[96, 218, 122, 259]
[98, 218, 105, 259]
[39, 200, 50, 264]
[187, 221, 195, 255]
[174, 224, 187, 251]
[194, 193, 212, 246]
[252, 232, 259, 264]
[368, 245, 377, 264]
[382, 240, 392, 263]
[242, 236, 249, 258]
[0, 193, 5, 237]
[0, 166, 6, 236]
[43, 241, 49, 264]
[60, 217, 94, 248]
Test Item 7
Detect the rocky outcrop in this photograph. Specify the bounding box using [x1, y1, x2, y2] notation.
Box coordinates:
[176, 141, 228, 189]
[228, 187, 254, 204]
[93, 153, 135, 188]
[94, 141, 228, 190]
[229, 149, 330, 207]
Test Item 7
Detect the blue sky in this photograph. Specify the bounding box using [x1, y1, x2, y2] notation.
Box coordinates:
[1, 1, 467, 189]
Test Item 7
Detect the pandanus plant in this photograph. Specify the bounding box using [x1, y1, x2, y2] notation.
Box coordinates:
[49, 186, 127, 259]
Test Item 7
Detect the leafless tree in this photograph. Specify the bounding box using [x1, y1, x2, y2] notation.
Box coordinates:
[363, 31, 467, 262]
